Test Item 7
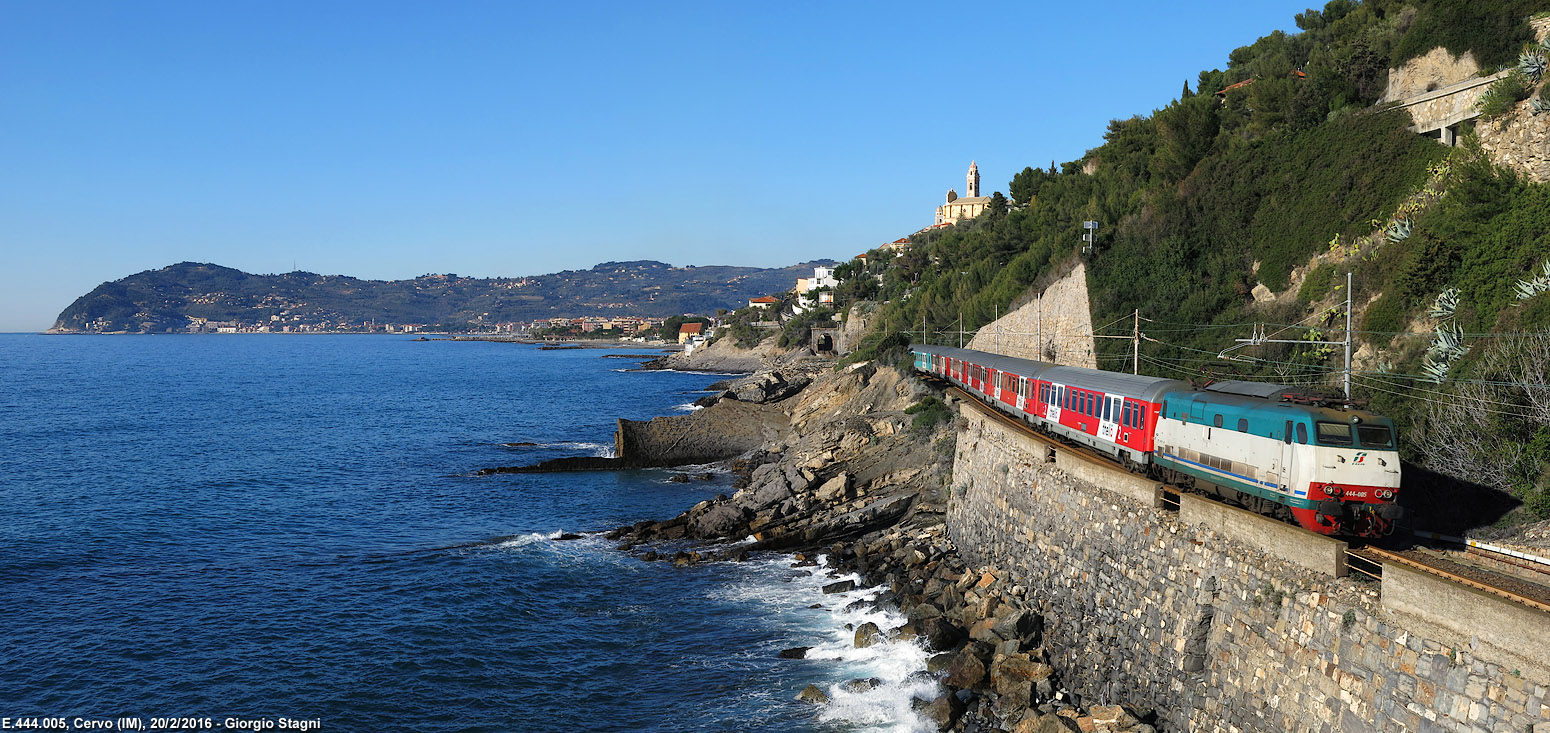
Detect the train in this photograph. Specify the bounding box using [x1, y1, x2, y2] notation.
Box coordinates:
[910, 344, 1404, 538]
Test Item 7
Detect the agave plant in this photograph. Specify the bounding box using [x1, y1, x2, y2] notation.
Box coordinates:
[1521, 50, 1548, 81]
[1533, 97, 1550, 116]
[1427, 286, 1460, 320]
[1420, 358, 1453, 384]
[1386, 217, 1412, 242]
[1428, 322, 1467, 359]
[1514, 259, 1550, 301]
[1421, 322, 1469, 383]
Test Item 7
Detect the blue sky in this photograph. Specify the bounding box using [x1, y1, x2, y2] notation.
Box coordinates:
[0, 1, 1311, 332]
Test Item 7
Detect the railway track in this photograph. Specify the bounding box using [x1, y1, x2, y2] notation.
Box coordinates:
[939, 382, 1550, 615]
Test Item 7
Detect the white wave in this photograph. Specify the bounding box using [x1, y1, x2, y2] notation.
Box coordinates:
[673, 402, 705, 412]
[493, 531, 563, 549]
[714, 555, 940, 731]
[534, 441, 614, 457]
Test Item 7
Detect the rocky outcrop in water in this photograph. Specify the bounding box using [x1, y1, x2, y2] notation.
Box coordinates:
[604, 355, 1156, 731]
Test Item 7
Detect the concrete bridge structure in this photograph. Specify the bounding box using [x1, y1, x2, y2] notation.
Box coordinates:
[1391, 69, 1511, 145]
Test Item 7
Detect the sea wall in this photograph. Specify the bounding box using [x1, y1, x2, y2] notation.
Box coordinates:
[946, 406, 1550, 732]
[966, 262, 1096, 369]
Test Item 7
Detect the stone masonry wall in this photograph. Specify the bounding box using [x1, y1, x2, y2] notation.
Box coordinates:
[1478, 102, 1550, 184]
[967, 262, 1097, 369]
[946, 407, 1550, 732]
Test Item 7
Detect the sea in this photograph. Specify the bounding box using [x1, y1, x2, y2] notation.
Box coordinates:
[0, 334, 939, 732]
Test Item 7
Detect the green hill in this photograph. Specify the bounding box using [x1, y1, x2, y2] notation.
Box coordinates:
[845, 0, 1550, 522]
[53, 259, 832, 333]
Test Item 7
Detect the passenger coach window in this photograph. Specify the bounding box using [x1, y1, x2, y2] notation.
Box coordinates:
[1357, 425, 1394, 449]
[1316, 422, 1354, 447]
[1238, 418, 1248, 432]
[1295, 423, 1308, 445]
[1212, 414, 1223, 428]
[1284, 421, 1293, 444]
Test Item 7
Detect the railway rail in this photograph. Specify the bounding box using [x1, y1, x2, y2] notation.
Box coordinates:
[940, 382, 1550, 616]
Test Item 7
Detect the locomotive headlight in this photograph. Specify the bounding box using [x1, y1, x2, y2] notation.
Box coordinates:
[1350, 415, 1362, 425]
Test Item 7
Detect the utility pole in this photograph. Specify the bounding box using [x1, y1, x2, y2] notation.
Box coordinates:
[1343, 272, 1352, 401]
[1217, 273, 1357, 402]
[994, 305, 1000, 352]
[1133, 309, 1140, 375]
[1037, 295, 1043, 360]
[958, 312, 963, 349]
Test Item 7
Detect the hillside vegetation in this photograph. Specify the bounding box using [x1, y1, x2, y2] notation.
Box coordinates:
[53, 260, 831, 333]
[836, 1, 1550, 522]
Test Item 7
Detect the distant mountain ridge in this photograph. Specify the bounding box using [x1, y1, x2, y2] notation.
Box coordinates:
[53, 259, 833, 333]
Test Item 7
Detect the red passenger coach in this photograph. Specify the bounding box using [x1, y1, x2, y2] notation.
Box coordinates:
[911, 344, 1183, 468]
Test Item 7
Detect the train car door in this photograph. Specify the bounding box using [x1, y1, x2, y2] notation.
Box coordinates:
[1015, 377, 1027, 412]
[1278, 419, 1294, 494]
[991, 370, 1001, 401]
[1045, 383, 1063, 422]
[1098, 395, 1121, 442]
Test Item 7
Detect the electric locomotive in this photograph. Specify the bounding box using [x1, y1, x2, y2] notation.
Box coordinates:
[910, 343, 1403, 538]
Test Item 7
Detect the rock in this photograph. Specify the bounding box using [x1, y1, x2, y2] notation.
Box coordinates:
[795, 684, 829, 704]
[906, 602, 943, 622]
[822, 579, 856, 594]
[688, 504, 749, 539]
[968, 617, 1002, 644]
[923, 693, 966, 730]
[815, 472, 851, 502]
[777, 646, 810, 660]
[1012, 714, 1080, 733]
[667, 473, 691, 483]
[640, 551, 660, 562]
[696, 472, 714, 481]
[926, 651, 957, 674]
[1088, 705, 1139, 729]
[943, 648, 987, 689]
[917, 617, 967, 651]
[842, 677, 882, 693]
[555, 533, 583, 541]
[990, 653, 1051, 708]
[854, 621, 883, 648]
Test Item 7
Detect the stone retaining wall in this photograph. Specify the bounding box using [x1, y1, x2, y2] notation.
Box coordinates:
[946, 406, 1550, 732]
[967, 262, 1096, 369]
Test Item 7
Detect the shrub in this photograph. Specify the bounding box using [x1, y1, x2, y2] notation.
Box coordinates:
[905, 396, 952, 434]
[1298, 263, 1341, 302]
[837, 331, 912, 371]
[1477, 70, 1532, 121]
[1362, 292, 1406, 340]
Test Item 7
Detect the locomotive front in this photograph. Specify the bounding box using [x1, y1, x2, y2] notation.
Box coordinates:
[1289, 406, 1404, 537]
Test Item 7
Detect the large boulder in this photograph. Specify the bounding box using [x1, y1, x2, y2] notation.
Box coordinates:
[795, 684, 829, 704]
[854, 621, 884, 648]
[923, 693, 966, 730]
[942, 648, 987, 689]
[917, 617, 967, 651]
[688, 504, 749, 539]
[1012, 714, 1080, 733]
[814, 472, 851, 502]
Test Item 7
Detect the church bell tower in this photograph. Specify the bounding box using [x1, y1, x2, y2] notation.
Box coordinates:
[966, 160, 980, 198]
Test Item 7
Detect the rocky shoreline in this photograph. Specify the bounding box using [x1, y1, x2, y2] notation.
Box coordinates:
[585, 345, 1157, 732]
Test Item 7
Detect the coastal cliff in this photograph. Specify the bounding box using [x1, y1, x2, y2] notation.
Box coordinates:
[605, 348, 1164, 732]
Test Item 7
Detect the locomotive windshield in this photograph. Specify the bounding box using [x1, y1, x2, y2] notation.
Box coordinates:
[1315, 422, 1354, 446]
[1357, 424, 1394, 449]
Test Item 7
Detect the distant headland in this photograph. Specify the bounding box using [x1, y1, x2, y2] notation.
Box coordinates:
[49, 259, 835, 335]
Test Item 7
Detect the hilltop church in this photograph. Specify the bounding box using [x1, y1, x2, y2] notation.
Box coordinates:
[934, 161, 992, 226]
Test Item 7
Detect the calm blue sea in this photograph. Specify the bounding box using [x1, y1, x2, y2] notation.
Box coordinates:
[0, 335, 934, 732]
